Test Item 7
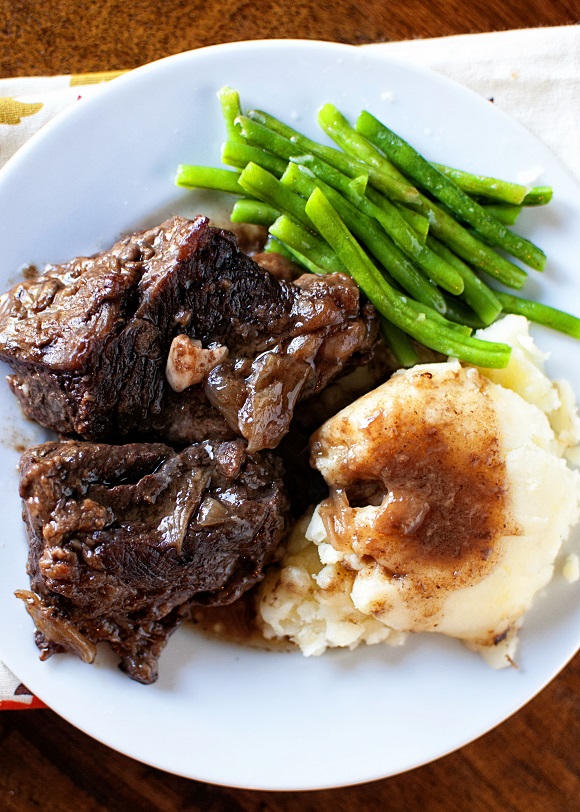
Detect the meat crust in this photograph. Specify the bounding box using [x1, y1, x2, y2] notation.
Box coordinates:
[17, 439, 290, 683]
[0, 216, 377, 451]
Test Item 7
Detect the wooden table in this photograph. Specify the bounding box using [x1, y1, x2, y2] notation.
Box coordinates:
[1, 2, 578, 810]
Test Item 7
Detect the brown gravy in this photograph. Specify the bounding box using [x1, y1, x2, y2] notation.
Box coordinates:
[189, 590, 293, 651]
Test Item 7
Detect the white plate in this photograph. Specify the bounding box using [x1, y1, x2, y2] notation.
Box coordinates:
[0, 40, 579, 791]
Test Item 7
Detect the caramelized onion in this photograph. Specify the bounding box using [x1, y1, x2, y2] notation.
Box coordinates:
[196, 496, 232, 526]
[15, 589, 97, 664]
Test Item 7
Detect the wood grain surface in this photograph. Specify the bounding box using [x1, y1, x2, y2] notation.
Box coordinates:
[0, 0, 578, 76]
[1, 1, 579, 810]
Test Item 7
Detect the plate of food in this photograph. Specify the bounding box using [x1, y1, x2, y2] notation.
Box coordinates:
[0, 39, 578, 791]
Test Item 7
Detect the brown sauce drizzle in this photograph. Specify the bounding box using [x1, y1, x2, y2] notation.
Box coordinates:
[189, 591, 292, 651]
[21, 263, 39, 281]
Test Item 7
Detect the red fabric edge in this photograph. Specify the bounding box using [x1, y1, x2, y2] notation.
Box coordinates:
[0, 697, 47, 710]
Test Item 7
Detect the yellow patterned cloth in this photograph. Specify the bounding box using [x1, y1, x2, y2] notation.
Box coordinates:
[0, 71, 125, 167]
[0, 25, 579, 708]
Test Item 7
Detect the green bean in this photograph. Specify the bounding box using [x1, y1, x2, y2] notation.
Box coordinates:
[269, 214, 348, 275]
[440, 200, 521, 228]
[394, 204, 429, 242]
[218, 128, 445, 312]
[282, 162, 448, 313]
[318, 105, 525, 222]
[221, 139, 287, 177]
[288, 152, 462, 294]
[217, 86, 244, 142]
[310, 103, 529, 287]
[175, 165, 245, 194]
[264, 235, 296, 260]
[522, 186, 553, 206]
[361, 185, 464, 293]
[380, 320, 419, 368]
[494, 292, 580, 338]
[348, 173, 368, 198]
[481, 204, 522, 226]
[440, 296, 485, 330]
[418, 193, 528, 289]
[239, 128, 459, 292]
[263, 236, 317, 273]
[431, 163, 528, 205]
[402, 296, 472, 335]
[265, 233, 340, 277]
[356, 111, 547, 271]
[245, 109, 421, 205]
[230, 199, 279, 226]
[304, 187, 511, 368]
[246, 109, 355, 169]
[426, 236, 502, 325]
[279, 164, 410, 292]
[237, 162, 313, 229]
[237, 116, 314, 162]
[317, 103, 406, 183]
[279, 244, 327, 275]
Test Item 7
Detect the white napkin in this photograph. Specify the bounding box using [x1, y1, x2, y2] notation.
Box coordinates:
[0, 25, 578, 707]
[367, 25, 580, 182]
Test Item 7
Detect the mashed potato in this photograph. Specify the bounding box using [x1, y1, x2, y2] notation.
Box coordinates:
[258, 316, 580, 666]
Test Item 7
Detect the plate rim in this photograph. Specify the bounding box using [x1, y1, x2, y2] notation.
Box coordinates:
[0, 37, 579, 791]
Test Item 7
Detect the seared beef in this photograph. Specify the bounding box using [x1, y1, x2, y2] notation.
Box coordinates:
[0, 216, 377, 451]
[17, 439, 289, 683]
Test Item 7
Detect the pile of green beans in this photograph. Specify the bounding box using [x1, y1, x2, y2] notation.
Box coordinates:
[175, 86, 580, 368]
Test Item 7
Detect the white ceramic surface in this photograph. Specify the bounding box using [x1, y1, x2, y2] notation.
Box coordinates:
[0, 40, 578, 791]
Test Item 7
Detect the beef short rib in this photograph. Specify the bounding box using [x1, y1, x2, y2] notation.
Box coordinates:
[17, 439, 289, 683]
[0, 216, 377, 451]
